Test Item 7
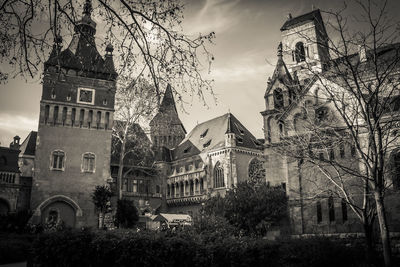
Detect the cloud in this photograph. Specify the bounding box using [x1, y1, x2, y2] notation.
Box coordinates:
[0, 112, 37, 146]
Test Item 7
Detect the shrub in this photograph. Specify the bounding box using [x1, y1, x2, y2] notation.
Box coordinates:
[0, 210, 32, 233]
[0, 232, 35, 264]
[115, 199, 139, 228]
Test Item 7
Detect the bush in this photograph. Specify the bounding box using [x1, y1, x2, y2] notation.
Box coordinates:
[0, 210, 32, 233]
[29, 229, 372, 267]
[115, 199, 139, 228]
[0, 232, 35, 264]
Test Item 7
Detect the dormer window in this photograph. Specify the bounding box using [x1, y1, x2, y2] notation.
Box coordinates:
[77, 88, 95, 105]
[294, 42, 306, 63]
[200, 129, 208, 139]
[51, 89, 56, 99]
[203, 139, 211, 148]
[183, 146, 191, 154]
[236, 136, 243, 144]
[235, 123, 245, 135]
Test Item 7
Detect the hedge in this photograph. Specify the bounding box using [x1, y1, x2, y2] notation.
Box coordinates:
[28, 229, 371, 267]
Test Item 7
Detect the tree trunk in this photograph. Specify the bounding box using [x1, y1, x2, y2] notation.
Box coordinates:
[374, 190, 392, 267]
[363, 220, 375, 265]
[117, 139, 126, 200]
[98, 212, 104, 229]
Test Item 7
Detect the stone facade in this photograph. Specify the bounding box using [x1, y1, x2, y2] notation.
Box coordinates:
[29, 3, 117, 228]
[261, 9, 400, 235]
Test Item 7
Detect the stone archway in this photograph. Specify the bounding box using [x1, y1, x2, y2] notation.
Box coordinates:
[0, 198, 10, 215]
[36, 195, 83, 228]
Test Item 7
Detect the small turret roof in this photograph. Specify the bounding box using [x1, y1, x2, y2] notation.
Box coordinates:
[280, 9, 322, 31]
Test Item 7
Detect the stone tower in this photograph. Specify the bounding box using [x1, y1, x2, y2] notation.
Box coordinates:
[30, 0, 117, 228]
[280, 9, 330, 79]
[150, 84, 186, 150]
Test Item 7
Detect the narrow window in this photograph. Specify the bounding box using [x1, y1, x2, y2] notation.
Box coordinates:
[295, 42, 306, 63]
[71, 108, 76, 127]
[82, 152, 95, 172]
[156, 185, 160, 194]
[51, 150, 65, 170]
[88, 110, 93, 128]
[190, 180, 194, 195]
[200, 129, 208, 138]
[340, 143, 345, 158]
[127, 179, 133, 192]
[167, 184, 170, 197]
[133, 180, 138, 193]
[105, 112, 110, 130]
[200, 178, 204, 193]
[180, 182, 184, 196]
[62, 107, 67, 126]
[319, 152, 324, 161]
[79, 109, 85, 127]
[328, 196, 335, 222]
[317, 201, 322, 223]
[203, 139, 212, 148]
[53, 106, 59, 125]
[96, 111, 101, 129]
[273, 88, 284, 109]
[350, 142, 356, 157]
[329, 148, 335, 160]
[44, 105, 50, 124]
[341, 198, 348, 222]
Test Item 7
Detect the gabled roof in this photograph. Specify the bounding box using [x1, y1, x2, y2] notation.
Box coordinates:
[280, 9, 323, 31]
[19, 131, 37, 156]
[150, 84, 186, 133]
[172, 113, 261, 160]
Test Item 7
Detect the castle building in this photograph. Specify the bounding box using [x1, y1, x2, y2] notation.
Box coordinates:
[262, 10, 400, 235]
[29, 1, 117, 227]
[150, 89, 264, 215]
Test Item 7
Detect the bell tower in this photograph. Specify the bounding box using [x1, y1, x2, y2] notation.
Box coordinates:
[31, 0, 117, 228]
[280, 9, 330, 80]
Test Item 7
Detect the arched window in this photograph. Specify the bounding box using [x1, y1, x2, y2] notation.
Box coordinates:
[295, 42, 306, 63]
[185, 181, 189, 195]
[190, 180, 194, 195]
[79, 109, 85, 127]
[105, 112, 110, 129]
[180, 181, 184, 197]
[44, 105, 50, 124]
[213, 162, 225, 188]
[53, 106, 59, 125]
[82, 152, 95, 172]
[62, 107, 67, 126]
[200, 178, 204, 193]
[51, 150, 65, 171]
[390, 151, 400, 189]
[96, 111, 101, 129]
[316, 200, 322, 223]
[328, 196, 335, 222]
[248, 158, 265, 181]
[71, 108, 76, 126]
[156, 185, 160, 194]
[341, 198, 348, 222]
[273, 88, 284, 109]
[88, 110, 93, 128]
[167, 184, 170, 197]
[171, 184, 175, 198]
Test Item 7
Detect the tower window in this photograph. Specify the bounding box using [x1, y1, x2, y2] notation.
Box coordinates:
[51, 150, 65, 171]
[71, 108, 76, 126]
[82, 152, 95, 173]
[273, 88, 284, 109]
[62, 107, 67, 126]
[96, 111, 101, 129]
[53, 106, 59, 125]
[105, 112, 110, 130]
[79, 109, 85, 127]
[341, 198, 348, 222]
[88, 110, 93, 128]
[295, 42, 306, 63]
[340, 143, 345, 158]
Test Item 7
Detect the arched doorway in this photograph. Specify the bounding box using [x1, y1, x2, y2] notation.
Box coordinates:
[0, 199, 10, 215]
[41, 200, 76, 227]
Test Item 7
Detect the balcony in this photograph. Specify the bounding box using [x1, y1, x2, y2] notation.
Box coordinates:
[167, 194, 208, 206]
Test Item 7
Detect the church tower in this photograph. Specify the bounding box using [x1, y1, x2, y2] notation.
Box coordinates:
[30, 0, 117, 228]
[280, 9, 330, 80]
[150, 84, 186, 150]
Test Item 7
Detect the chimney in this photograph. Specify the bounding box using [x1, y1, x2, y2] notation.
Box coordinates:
[359, 44, 367, 63]
[287, 13, 292, 20]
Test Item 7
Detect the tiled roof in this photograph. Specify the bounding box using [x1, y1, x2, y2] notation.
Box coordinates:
[280, 9, 322, 31]
[172, 113, 261, 160]
[19, 131, 37, 156]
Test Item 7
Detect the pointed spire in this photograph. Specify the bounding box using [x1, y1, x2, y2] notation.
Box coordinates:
[277, 42, 283, 59]
[83, 0, 93, 16]
[160, 84, 177, 112]
[225, 112, 234, 134]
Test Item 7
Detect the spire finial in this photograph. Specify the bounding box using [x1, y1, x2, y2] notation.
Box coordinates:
[278, 42, 283, 58]
[83, 0, 92, 16]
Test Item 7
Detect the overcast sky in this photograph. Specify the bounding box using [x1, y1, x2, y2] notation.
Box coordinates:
[1, 0, 399, 146]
